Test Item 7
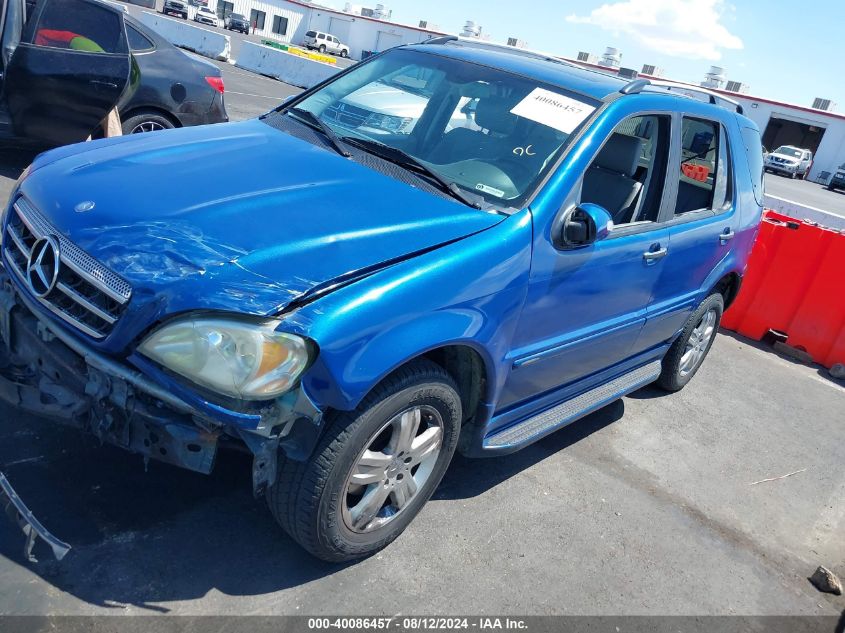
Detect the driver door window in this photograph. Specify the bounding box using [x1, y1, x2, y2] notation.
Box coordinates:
[580, 114, 670, 227]
[30, 0, 126, 53]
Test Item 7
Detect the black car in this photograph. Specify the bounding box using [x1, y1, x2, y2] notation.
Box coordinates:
[0, 0, 227, 147]
[122, 15, 227, 134]
[162, 0, 187, 19]
[224, 12, 249, 34]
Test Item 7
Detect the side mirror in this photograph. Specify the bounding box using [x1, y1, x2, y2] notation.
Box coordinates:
[560, 203, 613, 248]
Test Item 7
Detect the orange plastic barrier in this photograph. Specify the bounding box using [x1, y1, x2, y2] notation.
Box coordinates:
[721, 211, 845, 369]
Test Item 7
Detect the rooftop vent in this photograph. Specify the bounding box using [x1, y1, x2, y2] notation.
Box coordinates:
[461, 20, 481, 38]
[506, 37, 527, 48]
[812, 98, 836, 112]
[599, 47, 621, 69]
[701, 66, 726, 89]
[641, 64, 663, 77]
[618, 67, 639, 80]
[577, 51, 598, 64]
[725, 80, 750, 94]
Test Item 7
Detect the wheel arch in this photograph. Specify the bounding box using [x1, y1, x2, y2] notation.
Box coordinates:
[119, 106, 182, 130]
[710, 271, 742, 309]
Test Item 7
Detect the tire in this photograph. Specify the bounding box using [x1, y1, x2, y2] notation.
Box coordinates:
[340, 49, 348, 58]
[656, 293, 724, 392]
[267, 359, 461, 562]
[121, 110, 176, 135]
[318, 44, 326, 53]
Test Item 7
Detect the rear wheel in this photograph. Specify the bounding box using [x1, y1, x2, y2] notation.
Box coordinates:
[121, 110, 176, 135]
[318, 44, 327, 53]
[267, 360, 461, 562]
[656, 293, 723, 392]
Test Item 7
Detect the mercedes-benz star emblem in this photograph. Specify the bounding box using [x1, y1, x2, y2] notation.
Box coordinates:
[26, 236, 61, 298]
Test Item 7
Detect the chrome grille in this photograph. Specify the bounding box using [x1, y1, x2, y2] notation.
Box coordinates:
[323, 102, 371, 129]
[2, 198, 132, 339]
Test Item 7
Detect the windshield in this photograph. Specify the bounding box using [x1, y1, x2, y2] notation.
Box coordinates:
[290, 48, 599, 208]
[231, 13, 245, 19]
[774, 146, 802, 158]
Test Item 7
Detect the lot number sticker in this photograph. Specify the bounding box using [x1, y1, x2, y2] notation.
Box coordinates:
[510, 88, 595, 134]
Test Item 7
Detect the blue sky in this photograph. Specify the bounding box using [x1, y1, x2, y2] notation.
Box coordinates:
[376, 0, 844, 109]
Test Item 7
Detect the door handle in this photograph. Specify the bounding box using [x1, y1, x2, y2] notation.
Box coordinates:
[719, 229, 736, 244]
[643, 247, 668, 262]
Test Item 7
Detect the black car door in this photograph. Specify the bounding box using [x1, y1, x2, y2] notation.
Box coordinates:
[3, 0, 133, 145]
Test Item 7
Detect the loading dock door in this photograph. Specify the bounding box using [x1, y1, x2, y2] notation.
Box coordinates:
[762, 116, 826, 154]
[375, 31, 403, 52]
[328, 17, 352, 43]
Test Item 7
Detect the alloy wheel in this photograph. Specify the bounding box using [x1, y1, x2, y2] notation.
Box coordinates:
[130, 121, 167, 134]
[679, 308, 717, 377]
[341, 405, 443, 533]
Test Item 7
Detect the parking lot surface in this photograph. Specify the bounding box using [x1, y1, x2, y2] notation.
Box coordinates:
[1, 332, 844, 615]
[765, 174, 845, 218]
[0, 48, 843, 618]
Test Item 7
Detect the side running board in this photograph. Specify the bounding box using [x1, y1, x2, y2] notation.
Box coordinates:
[484, 360, 662, 449]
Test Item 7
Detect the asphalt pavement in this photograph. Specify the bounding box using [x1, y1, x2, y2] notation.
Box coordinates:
[764, 173, 845, 218]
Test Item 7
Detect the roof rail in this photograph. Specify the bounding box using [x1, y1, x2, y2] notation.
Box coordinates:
[423, 36, 459, 45]
[619, 78, 744, 114]
[420, 35, 579, 69]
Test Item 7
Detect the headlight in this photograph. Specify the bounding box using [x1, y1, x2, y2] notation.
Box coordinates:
[365, 112, 413, 133]
[138, 316, 312, 400]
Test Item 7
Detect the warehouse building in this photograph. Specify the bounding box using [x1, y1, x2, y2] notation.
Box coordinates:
[209, 0, 450, 59]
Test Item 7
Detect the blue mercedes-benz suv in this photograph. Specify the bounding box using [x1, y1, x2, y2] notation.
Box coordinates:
[0, 38, 764, 561]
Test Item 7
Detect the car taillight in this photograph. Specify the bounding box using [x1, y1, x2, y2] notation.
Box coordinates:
[205, 76, 225, 94]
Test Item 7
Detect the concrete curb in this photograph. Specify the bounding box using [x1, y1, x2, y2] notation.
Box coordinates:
[138, 11, 231, 62]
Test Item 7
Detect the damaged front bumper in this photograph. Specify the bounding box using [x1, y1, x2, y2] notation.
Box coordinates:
[0, 270, 324, 494]
[0, 471, 70, 562]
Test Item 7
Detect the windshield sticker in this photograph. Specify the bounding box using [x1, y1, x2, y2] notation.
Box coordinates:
[510, 88, 595, 134]
[475, 183, 505, 198]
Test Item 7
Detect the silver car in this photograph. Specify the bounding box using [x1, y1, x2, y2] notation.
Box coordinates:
[303, 30, 350, 57]
[765, 145, 813, 179]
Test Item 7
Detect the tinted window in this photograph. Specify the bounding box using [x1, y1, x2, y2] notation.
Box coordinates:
[249, 9, 265, 29]
[675, 117, 721, 215]
[272, 15, 288, 35]
[741, 127, 764, 206]
[127, 24, 154, 52]
[305, 30, 317, 37]
[32, 0, 125, 54]
[582, 114, 671, 226]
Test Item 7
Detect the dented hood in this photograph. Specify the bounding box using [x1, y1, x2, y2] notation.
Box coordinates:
[19, 119, 502, 319]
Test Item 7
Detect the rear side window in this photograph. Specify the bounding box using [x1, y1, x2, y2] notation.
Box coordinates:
[31, 0, 126, 54]
[127, 25, 154, 52]
[740, 126, 764, 206]
[674, 117, 732, 215]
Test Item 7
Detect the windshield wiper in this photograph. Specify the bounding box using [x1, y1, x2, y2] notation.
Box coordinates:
[288, 108, 351, 158]
[341, 136, 482, 209]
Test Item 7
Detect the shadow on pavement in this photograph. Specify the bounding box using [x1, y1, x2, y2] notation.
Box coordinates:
[0, 397, 624, 611]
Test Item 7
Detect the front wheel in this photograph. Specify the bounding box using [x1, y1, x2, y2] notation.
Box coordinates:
[656, 293, 723, 392]
[340, 49, 348, 58]
[267, 360, 461, 562]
